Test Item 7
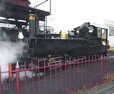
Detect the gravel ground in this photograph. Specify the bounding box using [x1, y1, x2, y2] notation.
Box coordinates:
[101, 87, 114, 94]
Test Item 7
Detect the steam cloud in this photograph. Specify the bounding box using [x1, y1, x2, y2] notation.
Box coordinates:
[0, 40, 43, 81]
[0, 1, 34, 81]
[0, 37, 25, 81]
[0, 30, 40, 82]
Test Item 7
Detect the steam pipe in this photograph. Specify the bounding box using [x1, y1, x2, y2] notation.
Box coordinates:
[50, 0, 51, 14]
[29, 14, 36, 38]
[44, 19, 46, 38]
[46, 16, 47, 34]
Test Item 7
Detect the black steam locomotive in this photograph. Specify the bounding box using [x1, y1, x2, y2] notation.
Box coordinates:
[29, 22, 109, 58]
[0, 0, 109, 71]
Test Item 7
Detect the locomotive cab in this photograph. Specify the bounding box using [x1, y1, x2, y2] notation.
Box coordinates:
[73, 23, 109, 56]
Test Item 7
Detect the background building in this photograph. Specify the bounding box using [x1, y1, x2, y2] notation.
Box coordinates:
[104, 19, 114, 47]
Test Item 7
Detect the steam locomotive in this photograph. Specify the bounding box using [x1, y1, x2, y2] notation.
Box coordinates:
[0, 0, 109, 72]
[28, 21, 109, 60]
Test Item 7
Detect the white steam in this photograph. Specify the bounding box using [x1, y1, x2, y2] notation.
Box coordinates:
[0, 40, 25, 81]
[13, 71, 44, 80]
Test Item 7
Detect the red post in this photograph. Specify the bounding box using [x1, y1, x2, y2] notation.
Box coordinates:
[16, 62, 20, 94]
[55, 59, 57, 94]
[60, 59, 62, 94]
[73, 58, 75, 91]
[24, 62, 27, 94]
[38, 61, 40, 94]
[31, 61, 34, 94]
[106, 55, 108, 82]
[77, 57, 79, 90]
[85, 56, 87, 88]
[9, 64, 13, 78]
[69, 58, 71, 92]
[8, 64, 11, 94]
[65, 58, 67, 94]
[108, 55, 110, 80]
[44, 60, 46, 94]
[100, 55, 103, 84]
[98, 55, 100, 83]
[88, 56, 90, 87]
[50, 60, 52, 94]
[91, 55, 93, 86]
[81, 57, 83, 88]
[95, 55, 96, 85]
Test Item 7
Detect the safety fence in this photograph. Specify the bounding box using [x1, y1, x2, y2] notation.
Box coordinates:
[0, 54, 114, 94]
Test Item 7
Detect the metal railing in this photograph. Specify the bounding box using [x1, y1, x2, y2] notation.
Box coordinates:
[0, 54, 114, 94]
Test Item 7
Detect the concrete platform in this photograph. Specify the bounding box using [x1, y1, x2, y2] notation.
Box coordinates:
[81, 81, 114, 94]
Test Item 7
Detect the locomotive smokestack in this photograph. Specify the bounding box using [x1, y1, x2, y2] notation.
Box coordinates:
[29, 14, 35, 38]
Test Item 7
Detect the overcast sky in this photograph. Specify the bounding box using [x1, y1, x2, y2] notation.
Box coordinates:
[30, 0, 114, 32]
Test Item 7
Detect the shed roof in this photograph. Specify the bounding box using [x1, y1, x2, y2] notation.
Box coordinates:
[0, 0, 50, 24]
